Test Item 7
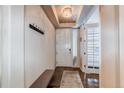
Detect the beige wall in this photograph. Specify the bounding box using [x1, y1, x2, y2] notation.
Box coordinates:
[24, 5, 56, 87]
[119, 5, 124, 88]
[100, 6, 118, 88]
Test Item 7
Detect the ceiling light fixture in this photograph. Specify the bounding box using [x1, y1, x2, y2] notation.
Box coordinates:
[62, 7, 72, 18]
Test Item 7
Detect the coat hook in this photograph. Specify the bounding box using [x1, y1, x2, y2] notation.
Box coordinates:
[29, 24, 44, 35]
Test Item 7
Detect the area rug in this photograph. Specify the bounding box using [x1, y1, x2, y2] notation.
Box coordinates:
[60, 71, 84, 88]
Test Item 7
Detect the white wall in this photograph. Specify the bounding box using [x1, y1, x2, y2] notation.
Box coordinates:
[1, 5, 55, 88]
[1, 6, 25, 88]
[10, 6, 25, 88]
[100, 6, 118, 88]
[1, 6, 11, 87]
[0, 6, 2, 87]
[24, 5, 55, 87]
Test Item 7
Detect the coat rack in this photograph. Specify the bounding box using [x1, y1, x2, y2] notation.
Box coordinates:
[29, 24, 44, 35]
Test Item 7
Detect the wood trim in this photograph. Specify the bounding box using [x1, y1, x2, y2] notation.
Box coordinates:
[41, 5, 59, 28]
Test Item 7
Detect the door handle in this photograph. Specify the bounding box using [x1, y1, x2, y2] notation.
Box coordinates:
[84, 52, 86, 55]
[69, 49, 71, 54]
[69, 49, 71, 51]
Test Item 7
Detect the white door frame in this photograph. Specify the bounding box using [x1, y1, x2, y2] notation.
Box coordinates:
[80, 25, 88, 71]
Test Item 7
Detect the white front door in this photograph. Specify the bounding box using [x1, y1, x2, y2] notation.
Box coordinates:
[56, 29, 72, 67]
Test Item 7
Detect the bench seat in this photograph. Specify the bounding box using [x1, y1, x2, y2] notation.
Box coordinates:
[30, 70, 54, 88]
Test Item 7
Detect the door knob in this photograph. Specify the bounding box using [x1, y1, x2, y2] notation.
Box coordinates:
[69, 49, 71, 51]
[84, 52, 86, 55]
[69, 49, 71, 54]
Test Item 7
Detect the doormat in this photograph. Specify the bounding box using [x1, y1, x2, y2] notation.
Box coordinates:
[60, 71, 84, 88]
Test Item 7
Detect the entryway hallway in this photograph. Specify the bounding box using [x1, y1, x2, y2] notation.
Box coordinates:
[0, 5, 124, 88]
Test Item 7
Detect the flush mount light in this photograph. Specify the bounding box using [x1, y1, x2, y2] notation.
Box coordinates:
[62, 7, 72, 18]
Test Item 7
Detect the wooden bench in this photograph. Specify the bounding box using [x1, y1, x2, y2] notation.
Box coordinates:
[30, 70, 54, 88]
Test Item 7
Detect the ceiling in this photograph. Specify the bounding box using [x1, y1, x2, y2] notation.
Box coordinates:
[42, 5, 83, 28]
[42, 5, 97, 28]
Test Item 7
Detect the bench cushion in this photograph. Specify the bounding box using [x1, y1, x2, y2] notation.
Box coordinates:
[30, 70, 54, 88]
